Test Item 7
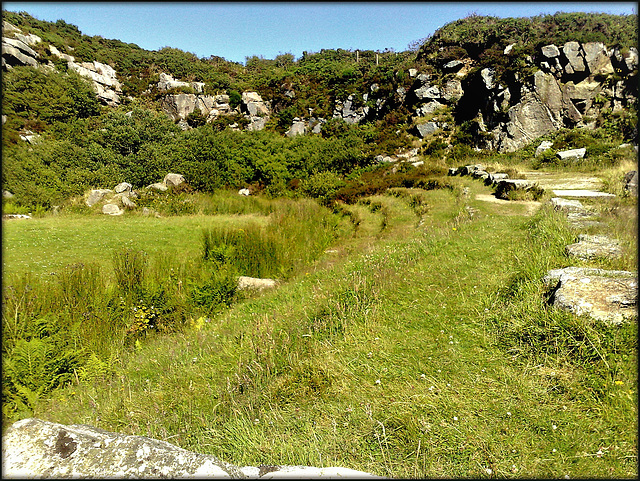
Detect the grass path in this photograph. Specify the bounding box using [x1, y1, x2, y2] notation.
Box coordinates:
[29, 179, 637, 478]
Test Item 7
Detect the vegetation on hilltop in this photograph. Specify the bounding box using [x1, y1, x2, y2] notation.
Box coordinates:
[418, 12, 638, 63]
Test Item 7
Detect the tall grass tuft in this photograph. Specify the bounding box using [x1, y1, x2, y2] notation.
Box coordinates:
[113, 248, 148, 298]
[202, 199, 344, 279]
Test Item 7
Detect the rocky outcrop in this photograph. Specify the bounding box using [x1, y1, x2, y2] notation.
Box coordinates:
[2, 418, 380, 479]
[241, 91, 270, 131]
[160, 92, 233, 124]
[66, 60, 122, 106]
[444, 40, 637, 152]
[86, 189, 113, 207]
[2, 21, 42, 68]
[157, 72, 205, 93]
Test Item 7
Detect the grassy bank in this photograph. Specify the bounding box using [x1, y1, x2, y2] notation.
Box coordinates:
[8, 177, 636, 478]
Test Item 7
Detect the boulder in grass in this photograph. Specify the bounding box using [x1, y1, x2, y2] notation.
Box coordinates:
[147, 182, 168, 192]
[556, 148, 586, 161]
[86, 189, 113, 207]
[535, 140, 554, 157]
[494, 179, 539, 200]
[163, 173, 185, 188]
[102, 204, 123, 216]
[114, 182, 132, 194]
[238, 188, 250, 196]
[237, 276, 278, 291]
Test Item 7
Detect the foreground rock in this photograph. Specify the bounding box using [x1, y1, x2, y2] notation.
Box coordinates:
[543, 267, 637, 324]
[2, 418, 380, 479]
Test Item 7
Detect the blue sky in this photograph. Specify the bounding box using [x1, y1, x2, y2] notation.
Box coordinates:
[3, 2, 637, 64]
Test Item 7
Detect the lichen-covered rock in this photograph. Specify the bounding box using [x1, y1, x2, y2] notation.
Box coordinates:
[237, 276, 278, 291]
[556, 148, 586, 160]
[102, 203, 123, 216]
[2, 418, 381, 479]
[164, 173, 185, 188]
[543, 267, 637, 324]
[86, 189, 113, 207]
[565, 234, 623, 260]
[414, 121, 439, 138]
[494, 179, 539, 199]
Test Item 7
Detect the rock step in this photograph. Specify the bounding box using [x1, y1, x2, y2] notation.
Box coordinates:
[543, 267, 637, 324]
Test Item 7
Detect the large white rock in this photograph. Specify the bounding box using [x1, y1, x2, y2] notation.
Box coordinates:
[2, 419, 382, 479]
[556, 148, 586, 160]
[237, 276, 278, 291]
[86, 189, 113, 207]
[163, 173, 185, 187]
[102, 203, 123, 216]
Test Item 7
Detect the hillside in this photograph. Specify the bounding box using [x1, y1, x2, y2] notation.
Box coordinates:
[1, 9, 638, 477]
[1, 10, 638, 210]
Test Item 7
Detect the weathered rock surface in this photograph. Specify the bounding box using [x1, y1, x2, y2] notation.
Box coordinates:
[494, 179, 539, 200]
[114, 182, 132, 194]
[157, 72, 205, 93]
[237, 276, 278, 291]
[556, 148, 586, 160]
[164, 173, 186, 188]
[147, 182, 168, 192]
[535, 140, 554, 156]
[543, 267, 637, 324]
[2, 35, 39, 67]
[2, 418, 380, 479]
[160, 93, 232, 124]
[414, 121, 439, 138]
[565, 234, 623, 260]
[624, 170, 638, 196]
[551, 189, 614, 198]
[285, 119, 306, 137]
[86, 189, 113, 207]
[102, 203, 123, 216]
[549, 197, 588, 215]
[64, 59, 122, 106]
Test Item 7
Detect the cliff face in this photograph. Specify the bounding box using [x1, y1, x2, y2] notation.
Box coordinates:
[2, 15, 637, 152]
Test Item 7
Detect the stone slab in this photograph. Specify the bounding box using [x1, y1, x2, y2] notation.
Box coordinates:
[552, 189, 615, 197]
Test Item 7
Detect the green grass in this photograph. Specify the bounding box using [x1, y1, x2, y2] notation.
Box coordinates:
[2, 213, 269, 279]
[11, 178, 635, 478]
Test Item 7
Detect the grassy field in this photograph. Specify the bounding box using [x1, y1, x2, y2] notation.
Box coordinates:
[4, 177, 636, 478]
[2, 213, 270, 279]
